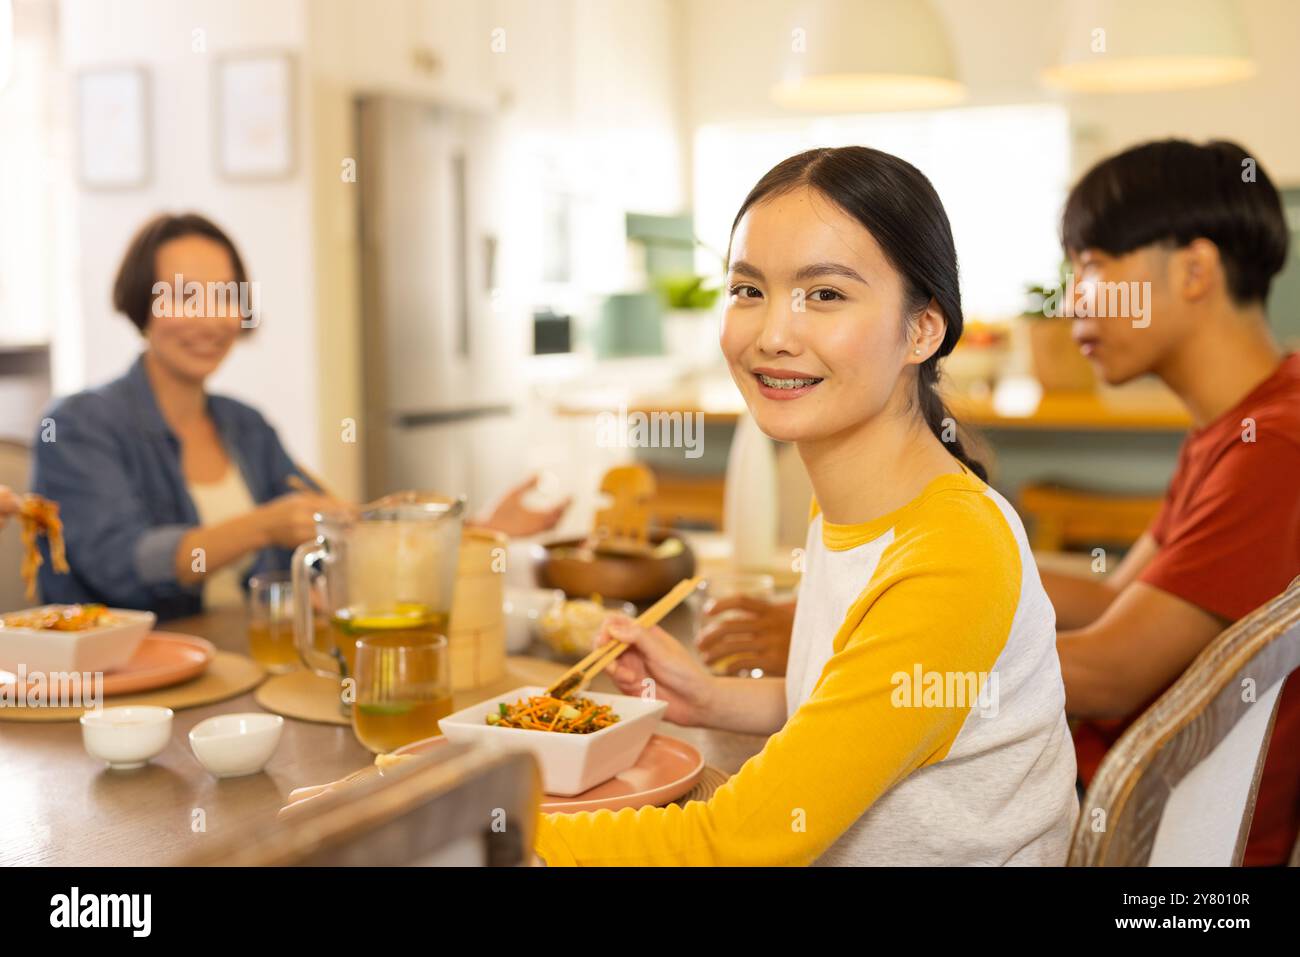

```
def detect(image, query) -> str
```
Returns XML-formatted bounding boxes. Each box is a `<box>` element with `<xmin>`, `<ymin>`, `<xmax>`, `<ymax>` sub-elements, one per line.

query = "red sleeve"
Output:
<box><xmin>1139</xmin><ymin>437</ymin><xmax>1300</xmax><ymax>621</ymax></box>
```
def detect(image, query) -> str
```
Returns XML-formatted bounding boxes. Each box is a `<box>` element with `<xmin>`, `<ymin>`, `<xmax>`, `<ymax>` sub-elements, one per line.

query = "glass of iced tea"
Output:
<box><xmin>351</xmin><ymin>630</ymin><xmax>452</xmax><ymax>754</ymax></box>
<box><xmin>247</xmin><ymin>572</ymin><xmax>300</xmax><ymax>674</ymax></box>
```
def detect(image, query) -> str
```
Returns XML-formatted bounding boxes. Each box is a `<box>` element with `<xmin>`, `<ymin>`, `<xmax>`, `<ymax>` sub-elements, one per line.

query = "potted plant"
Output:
<box><xmin>1019</xmin><ymin>263</ymin><xmax>1096</xmax><ymax>393</ymax></box>
<box><xmin>655</xmin><ymin>274</ymin><xmax>723</xmax><ymax>365</ymax></box>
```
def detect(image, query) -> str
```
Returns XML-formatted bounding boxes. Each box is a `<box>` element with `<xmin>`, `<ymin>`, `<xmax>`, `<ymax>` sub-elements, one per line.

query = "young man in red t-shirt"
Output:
<box><xmin>1045</xmin><ymin>139</ymin><xmax>1300</xmax><ymax>865</ymax></box>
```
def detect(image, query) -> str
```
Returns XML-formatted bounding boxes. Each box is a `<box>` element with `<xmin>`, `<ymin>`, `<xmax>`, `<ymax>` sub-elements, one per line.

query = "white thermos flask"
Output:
<box><xmin>723</xmin><ymin>411</ymin><xmax>778</xmax><ymax>570</ymax></box>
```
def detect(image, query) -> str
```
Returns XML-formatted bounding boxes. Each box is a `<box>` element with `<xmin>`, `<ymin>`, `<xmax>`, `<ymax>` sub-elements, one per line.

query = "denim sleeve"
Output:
<box><xmin>247</xmin><ymin>409</ymin><xmax>306</xmax><ymax>500</ymax></box>
<box><xmin>267</xmin><ymin>432</ymin><xmax>303</xmax><ymax>498</ymax></box>
<box><xmin>31</xmin><ymin>404</ymin><xmax>200</xmax><ymax>610</ymax></box>
<box><xmin>230</xmin><ymin>410</ymin><xmax>306</xmax><ymax>587</ymax></box>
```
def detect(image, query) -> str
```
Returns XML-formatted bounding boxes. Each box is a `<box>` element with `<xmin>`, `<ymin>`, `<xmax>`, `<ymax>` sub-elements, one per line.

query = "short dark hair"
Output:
<box><xmin>112</xmin><ymin>212</ymin><xmax>249</xmax><ymax>332</ymax></box>
<box><xmin>1061</xmin><ymin>139</ymin><xmax>1289</xmax><ymax>305</ymax></box>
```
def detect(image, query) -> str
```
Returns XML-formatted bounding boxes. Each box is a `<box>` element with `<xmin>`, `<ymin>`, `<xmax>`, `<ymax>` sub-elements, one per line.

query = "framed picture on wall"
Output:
<box><xmin>77</xmin><ymin>67</ymin><xmax>150</xmax><ymax>189</ymax></box>
<box><xmin>214</xmin><ymin>52</ymin><xmax>296</xmax><ymax>181</ymax></box>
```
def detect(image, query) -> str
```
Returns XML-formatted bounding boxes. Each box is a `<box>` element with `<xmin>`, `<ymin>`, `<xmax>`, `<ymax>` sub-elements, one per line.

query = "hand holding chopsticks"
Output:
<box><xmin>544</xmin><ymin>576</ymin><xmax>701</xmax><ymax>700</ymax></box>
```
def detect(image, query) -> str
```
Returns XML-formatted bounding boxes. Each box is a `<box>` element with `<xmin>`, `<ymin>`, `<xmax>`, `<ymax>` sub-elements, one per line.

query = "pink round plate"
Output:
<box><xmin>395</xmin><ymin>733</ymin><xmax>706</xmax><ymax>813</ymax></box>
<box><xmin>0</xmin><ymin>631</ymin><xmax>213</xmax><ymax>696</ymax></box>
<box><xmin>96</xmin><ymin>632</ymin><xmax>215</xmax><ymax>695</ymax></box>
<box><xmin>0</xmin><ymin>632</ymin><xmax>216</xmax><ymax>697</ymax></box>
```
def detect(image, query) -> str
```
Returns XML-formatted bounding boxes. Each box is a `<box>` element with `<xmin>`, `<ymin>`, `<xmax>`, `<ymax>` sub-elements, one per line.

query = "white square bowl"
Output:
<box><xmin>0</xmin><ymin>607</ymin><xmax>156</xmax><ymax>674</ymax></box>
<box><xmin>438</xmin><ymin>685</ymin><xmax>667</xmax><ymax>796</ymax></box>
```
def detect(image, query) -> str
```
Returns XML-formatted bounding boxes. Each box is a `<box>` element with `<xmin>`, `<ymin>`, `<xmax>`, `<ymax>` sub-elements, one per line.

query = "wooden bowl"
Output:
<box><xmin>534</xmin><ymin>530</ymin><xmax>696</xmax><ymax>604</ymax></box>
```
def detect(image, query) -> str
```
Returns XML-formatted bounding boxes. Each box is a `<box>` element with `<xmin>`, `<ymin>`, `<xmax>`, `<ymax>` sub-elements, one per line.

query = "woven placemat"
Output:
<box><xmin>672</xmin><ymin>764</ymin><xmax>727</xmax><ymax>806</ymax></box>
<box><xmin>0</xmin><ymin>651</ymin><xmax>265</xmax><ymax>723</ymax></box>
<box><xmin>255</xmin><ymin>669</ymin><xmax>350</xmax><ymax>725</ymax></box>
<box><xmin>255</xmin><ymin>656</ymin><xmax>573</xmax><ymax>727</ymax></box>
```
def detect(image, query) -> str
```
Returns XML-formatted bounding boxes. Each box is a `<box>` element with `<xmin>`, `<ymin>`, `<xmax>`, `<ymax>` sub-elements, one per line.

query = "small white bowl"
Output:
<box><xmin>189</xmin><ymin>712</ymin><xmax>284</xmax><ymax>778</ymax></box>
<box><xmin>439</xmin><ymin>686</ymin><xmax>667</xmax><ymax>795</ymax></box>
<box><xmin>502</xmin><ymin>587</ymin><xmax>564</xmax><ymax>653</ymax></box>
<box><xmin>80</xmin><ymin>706</ymin><xmax>174</xmax><ymax>770</ymax></box>
<box><xmin>0</xmin><ymin>606</ymin><xmax>155</xmax><ymax>674</ymax></box>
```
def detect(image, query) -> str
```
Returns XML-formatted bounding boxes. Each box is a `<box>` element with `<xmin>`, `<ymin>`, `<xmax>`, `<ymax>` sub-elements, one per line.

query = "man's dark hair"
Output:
<box><xmin>1061</xmin><ymin>139</ymin><xmax>1289</xmax><ymax>305</ymax></box>
<box><xmin>112</xmin><ymin>212</ymin><xmax>249</xmax><ymax>332</ymax></box>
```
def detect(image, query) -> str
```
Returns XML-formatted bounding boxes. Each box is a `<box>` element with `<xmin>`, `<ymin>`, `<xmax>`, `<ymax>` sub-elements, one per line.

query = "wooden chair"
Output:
<box><xmin>1020</xmin><ymin>482</ymin><xmax>1163</xmax><ymax>552</ymax></box>
<box><xmin>1068</xmin><ymin>576</ymin><xmax>1300</xmax><ymax>866</ymax></box>
<box><xmin>188</xmin><ymin>741</ymin><xmax>540</xmax><ymax>866</ymax></box>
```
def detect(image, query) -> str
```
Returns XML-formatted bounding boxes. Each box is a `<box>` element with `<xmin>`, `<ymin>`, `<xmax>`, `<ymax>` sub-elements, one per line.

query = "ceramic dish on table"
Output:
<box><xmin>401</xmin><ymin>732</ymin><xmax>705</xmax><ymax>813</ymax></box>
<box><xmin>534</xmin><ymin>594</ymin><xmax>636</xmax><ymax>661</ymax></box>
<box><xmin>189</xmin><ymin>712</ymin><xmax>284</xmax><ymax>777</ymax></box>
<box><xmin>0</xmin><ymin>605</ymin><xmax>155</xmax><ymax>674</ymax></box>
<box><xmin>281</xmin><ymin>732</ymin><xmax>706</xmax><ymax>817</ymax></box>
<box><xmin>535</xmin><ymin>530</ymin><xmax>695</xmax><ymax>603</ymax></box>
<box><xmin>0</xmin><ymin>632</ymin><xmax>216</xmax><ymax>700</ymax></box>
<box><xmin>94</xmin><ymin>633</ymin><xmax>215</xmax><ymax>694</ymax></box>
<box><xmin>438</xmin><ymin>685</ymin><xmax>668</xmax><ymax>795</ymax></box>
<box><xmin>80</xmin><ymin>705</ymin><xmax>173</xmax><ymax>770</ymax></box>
<box><xmin>502</xmin><ymin>587</ymin><xmax>564</xmax><ymax>654</ymax></box>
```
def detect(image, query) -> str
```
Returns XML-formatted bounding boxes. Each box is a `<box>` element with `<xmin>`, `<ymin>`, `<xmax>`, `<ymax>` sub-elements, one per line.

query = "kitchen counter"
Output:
<box><xmin>554</xmin><ymin>375</ymin><xmax>1190</xmax><ymax>432</ymax></box>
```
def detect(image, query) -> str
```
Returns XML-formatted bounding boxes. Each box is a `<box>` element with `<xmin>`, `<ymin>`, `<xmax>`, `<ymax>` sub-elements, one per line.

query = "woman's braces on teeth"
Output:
<box><xmin>757</xmin><ymin>373</ymin><xmax>823</xmax><ymax>390</ymax></box>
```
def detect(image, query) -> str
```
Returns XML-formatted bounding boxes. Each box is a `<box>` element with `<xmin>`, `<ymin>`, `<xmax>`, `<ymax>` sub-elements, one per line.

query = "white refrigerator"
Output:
<box><xmin>357</xmin><ymin>96</ymin><xmax>527</xmax><ymax>513</ymax></box>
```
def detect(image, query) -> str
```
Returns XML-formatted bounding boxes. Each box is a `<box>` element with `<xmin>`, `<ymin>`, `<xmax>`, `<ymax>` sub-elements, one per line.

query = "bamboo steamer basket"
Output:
<box><xmin>447</xmin><ymin>527</ymin><xmax>507</xmax><ymax>691</ymax></box>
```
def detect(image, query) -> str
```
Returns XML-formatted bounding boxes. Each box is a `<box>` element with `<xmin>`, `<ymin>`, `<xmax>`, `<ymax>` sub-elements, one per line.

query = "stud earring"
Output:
<box><xmin>913</xmin><ymin>347</ymin><xmax>922</xmax><ymax>355</ymax></box>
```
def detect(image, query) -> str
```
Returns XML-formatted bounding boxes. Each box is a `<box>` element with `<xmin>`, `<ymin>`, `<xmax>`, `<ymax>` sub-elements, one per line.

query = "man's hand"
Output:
<box><xmin>696</xmin><ymin>595</ymin><xmax>795</xmax><ymax>677</ymax></box>
<box><xmin>475</xmin><ymin>475</ymin><xmax>570</xmax><ymax>538</ymax></box>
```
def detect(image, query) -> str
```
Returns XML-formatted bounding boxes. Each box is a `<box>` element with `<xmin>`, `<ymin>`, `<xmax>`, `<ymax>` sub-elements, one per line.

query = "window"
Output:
<box><xmin>693</xmin><ymin>104</ymin><xmax>1071</xmax><ymax>321</ymax></box>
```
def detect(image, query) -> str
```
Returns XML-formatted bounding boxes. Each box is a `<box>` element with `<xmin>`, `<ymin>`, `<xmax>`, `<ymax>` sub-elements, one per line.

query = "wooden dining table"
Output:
<box><xmin>0</xmin><ymin>605</ymin><xmax>767</xmax><ymax>866</ymax></box>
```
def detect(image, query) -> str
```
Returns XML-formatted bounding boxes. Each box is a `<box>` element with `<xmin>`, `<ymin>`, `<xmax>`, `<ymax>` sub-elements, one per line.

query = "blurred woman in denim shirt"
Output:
<box><xmin>31</xmin><ymin>214</ymin><xmax>342</xmax><ymax>620</ymax></box>
<box><xmin>31</xmin><ymin>213</ymin><xmax>565</xmax><ymax>621</ymax></box>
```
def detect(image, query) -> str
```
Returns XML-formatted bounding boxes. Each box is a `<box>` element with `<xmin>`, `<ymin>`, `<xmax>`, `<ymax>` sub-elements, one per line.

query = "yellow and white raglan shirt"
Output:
<box><xmin>535</xmin><ymin>468</ymin><xmax>1079</xmax><ymax>866</ymax></box>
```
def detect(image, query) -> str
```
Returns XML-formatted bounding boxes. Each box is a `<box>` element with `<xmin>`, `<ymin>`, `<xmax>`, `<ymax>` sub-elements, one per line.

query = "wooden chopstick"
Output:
<box><xmin>544</xmin><ymin>576</ymin><xmax>701</xmax><ymax>698</ymax></box>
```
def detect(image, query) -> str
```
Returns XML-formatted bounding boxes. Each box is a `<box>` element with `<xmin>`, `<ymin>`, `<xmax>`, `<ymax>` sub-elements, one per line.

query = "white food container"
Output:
<box><xmin>0</xmin><ymin>607</ymin><xmax>155</xmax><ymax>674</ymax></box>
<box><xmin>438</xmin><ymin>685</ymin><xmax>667</xmax><ymax>795</ymax></box>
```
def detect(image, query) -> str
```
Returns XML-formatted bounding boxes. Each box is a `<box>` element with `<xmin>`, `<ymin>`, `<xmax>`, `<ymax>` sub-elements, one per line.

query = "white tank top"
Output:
<box><xmin>187</xmin><ymin>466</ymin><xmax>258</xmax><ymax>608</ymax></box>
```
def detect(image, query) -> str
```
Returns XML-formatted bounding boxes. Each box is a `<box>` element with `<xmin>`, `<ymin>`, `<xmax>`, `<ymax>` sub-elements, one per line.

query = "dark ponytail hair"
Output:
<box><xmin>728</xmin><ymin>146</ymin><xmax>986</xmax><ymax>482</ymax></box>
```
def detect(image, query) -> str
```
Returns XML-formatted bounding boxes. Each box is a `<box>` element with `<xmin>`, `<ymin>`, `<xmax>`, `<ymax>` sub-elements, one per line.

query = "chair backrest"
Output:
<box><xmin>1069</xmin><ymin>577</ymin><xmax>1300</xmax><ymax>866</ymax></box>
<box><xmin>186</xmin><ymin>741</ymin><xmax>540</xmax><ymax>866</ymax></box>
<box><xmin>0</xmin><ymin>440</ymin><xmax>32</xmax><ymax>613</ymax></box>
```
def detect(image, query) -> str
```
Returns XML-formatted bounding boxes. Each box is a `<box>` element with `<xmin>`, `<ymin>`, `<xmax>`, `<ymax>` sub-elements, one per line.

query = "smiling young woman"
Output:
<box><xmin>534</xmin><ymin>147</ymin><xmax>1079</xmax><ymax>867</ymax></box>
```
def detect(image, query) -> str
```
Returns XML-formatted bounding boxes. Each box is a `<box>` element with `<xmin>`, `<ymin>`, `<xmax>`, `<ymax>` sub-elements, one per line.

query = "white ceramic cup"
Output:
<box><xmin>80</xmin><ymin>706</ymin><xmax>174</xmax><ymax>770</ymax></box>
<box><xmin>188</xmin><ymin>712</ymin><xmax>284</xmax><ymax>778</ymax></box>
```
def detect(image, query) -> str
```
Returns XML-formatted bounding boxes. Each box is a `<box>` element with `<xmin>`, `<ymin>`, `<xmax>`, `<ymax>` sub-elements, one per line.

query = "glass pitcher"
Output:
<box><xmin>291</xmin><ymin>492</ymin><xmax>465</xmax><ymax>693</ymax></box>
